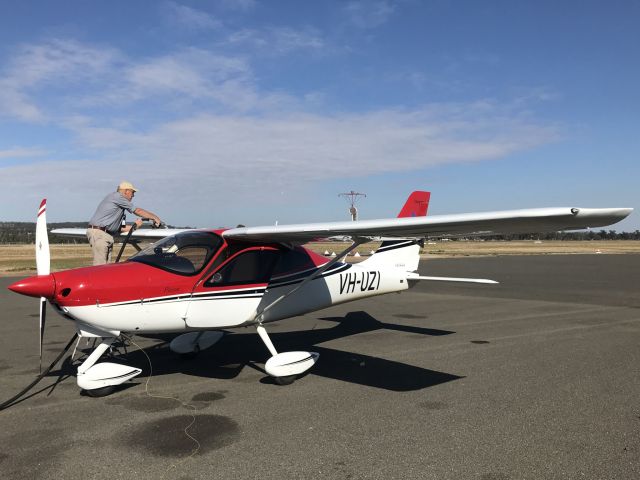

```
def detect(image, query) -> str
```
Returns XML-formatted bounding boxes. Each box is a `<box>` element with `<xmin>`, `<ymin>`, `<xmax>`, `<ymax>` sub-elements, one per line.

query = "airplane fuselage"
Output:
<box><xmin>43</xmin><ymin>232</ymin><xmax>409</xmax><ymax>336</ymax></box>
<box><xmin>53</xmin><ymin>261</ymin><xmax>408</xmax><ymax>335</ymax></box>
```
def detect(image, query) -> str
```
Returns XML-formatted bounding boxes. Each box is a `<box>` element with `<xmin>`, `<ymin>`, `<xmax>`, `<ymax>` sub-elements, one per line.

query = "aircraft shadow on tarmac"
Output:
<box><xmin>51</xmin><ymin>311</ymin><xmax>462</xmax><ymax>393</ymax></box>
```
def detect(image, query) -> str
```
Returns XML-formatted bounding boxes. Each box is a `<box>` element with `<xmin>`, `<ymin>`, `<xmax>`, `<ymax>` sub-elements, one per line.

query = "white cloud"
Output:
<box><xmin>226</xmin><ymin>26</ymin><xmax>325</xmax><ymax>55</ymax></box>
<box><xmin>0</xmin><ymin>83</ymin><xmax>45</xmax><ymax>122</ymax></box>
<box><xmin>0</xmin><ymin>39</ymin><xmax>287</xmax><ymax>117</ymax></box>
<box><xmin>343</xmin><ymin>1</ymin><xmax>396</xmax><ymax>29</ymax></box>
<box><xmin>126</xmin><ymin>49</ymin><xmax>249</xmax><ymax>96</ymax></box>
<box><xmin>0</xmin><ymin>39</ymin><xmax>120</xmax><ymax>122</ymax></box>
<box><xmin>0</xmin><ymin>147</ymin><xmax>48</xmax><ymax>160</ymax></box>
<box><xmin>62</xmin><ymin>116</ymin><xmax>152</xmax><ymax>152</ymax></box>
<box><xmin>0</xmin><ymin>38</ymin><xmax>560</xmax><ymax>225</ymax></box>
<box><xmin>94</xmin><ymin>48</ymin><xmax>294</xmax><ymax>113</ymax></box>
<box><xmin>161</xmin><ymin>1</ymin><xmax>222</xmax><ymax>30</ymax></box>
<box><xmin>3</xmin><ymin>39</ymin><xmax>118</xmax><ymax>87</ymax></box>
<box><xmin>0</xmin><ymin>103</ymin><xmax>558</xmax><ymax>224</ymax></box>
<box><xmin>219</xmin><ymin>0</ymin><xmax>257</xmax><ymax>11</ymax></box>
<box><xmin>110</xmin><ymin>48</ymin><xmax>329</xmax><ymax>114</ymax></box>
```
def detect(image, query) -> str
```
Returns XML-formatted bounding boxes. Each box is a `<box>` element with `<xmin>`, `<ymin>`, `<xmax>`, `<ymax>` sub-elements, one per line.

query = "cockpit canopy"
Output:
<box><xmin>128</xmin><ymin>231</ymin><xmax>223</xmax><ymax>275</ymax></box>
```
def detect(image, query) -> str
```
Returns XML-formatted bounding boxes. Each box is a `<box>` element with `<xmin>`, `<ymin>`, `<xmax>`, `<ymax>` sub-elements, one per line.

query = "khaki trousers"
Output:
<box><xmin>86</xmin><ymin>228</ymin><xmax>114</xmax><ymax>265</ymax></box>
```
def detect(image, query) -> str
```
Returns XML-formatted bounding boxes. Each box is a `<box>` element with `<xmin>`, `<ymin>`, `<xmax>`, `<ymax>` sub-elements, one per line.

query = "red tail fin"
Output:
<box><xmin>397</xmin><ymin>191</ymin><xmax>430</xmax><ymax>218</ymax></box>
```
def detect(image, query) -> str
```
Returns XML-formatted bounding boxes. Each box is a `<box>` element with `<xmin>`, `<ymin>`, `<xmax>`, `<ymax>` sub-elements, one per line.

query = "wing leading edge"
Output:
<box><xmin>223</xmin><ymin>207</ymin><xmax>633</xmax><ymax>243</ymax></box>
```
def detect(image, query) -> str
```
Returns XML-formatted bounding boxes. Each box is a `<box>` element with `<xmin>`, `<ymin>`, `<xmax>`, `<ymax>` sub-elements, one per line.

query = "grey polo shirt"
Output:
<box><xmin>88</xmin><ymin>192</ymin><xmax>136</xmax><ymax>235</ymax></box>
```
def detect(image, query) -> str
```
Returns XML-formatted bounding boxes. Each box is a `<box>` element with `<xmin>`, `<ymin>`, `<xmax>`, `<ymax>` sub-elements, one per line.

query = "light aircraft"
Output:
<box><xmin>7</xmin><ymin>193</ymin><xmax>632</xmax><ymax>396</ymax></box>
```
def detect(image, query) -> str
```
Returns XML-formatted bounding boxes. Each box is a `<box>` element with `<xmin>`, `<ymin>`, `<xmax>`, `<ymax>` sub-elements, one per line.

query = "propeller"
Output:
<box><xmin>35</xmin><ymin>199</ymin><xmax>50</xmax><ymax>372</ymax></box>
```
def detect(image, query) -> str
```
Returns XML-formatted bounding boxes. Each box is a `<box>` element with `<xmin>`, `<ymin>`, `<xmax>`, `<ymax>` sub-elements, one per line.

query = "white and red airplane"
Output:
<box><xmin>7</xmin><ymin>192</ymin><xmax>632</xmax><ymax>396</ymax></box>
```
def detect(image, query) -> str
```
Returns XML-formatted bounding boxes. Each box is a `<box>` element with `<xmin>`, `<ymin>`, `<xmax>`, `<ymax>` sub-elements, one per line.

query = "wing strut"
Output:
<box><xmin>254</xmin><ymin>238</ymin><xmax>368</xmax><ymax>323</ymax></box>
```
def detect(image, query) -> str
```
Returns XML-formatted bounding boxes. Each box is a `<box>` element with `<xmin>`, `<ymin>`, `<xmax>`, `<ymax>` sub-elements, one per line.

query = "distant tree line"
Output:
<box><xmin>471</xmin><ymin>230</ymin><xmax>640</xmax><ymax>241</ymax></box>
<box><xmin>1</xmin><ymin>222</ymin><xmax>639</xmax><ymax>244</ymax></box>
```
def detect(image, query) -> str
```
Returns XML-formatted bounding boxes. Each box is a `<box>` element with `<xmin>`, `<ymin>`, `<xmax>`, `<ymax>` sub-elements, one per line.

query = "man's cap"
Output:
<box><xmin>118</xmin><ymin>181</ymin><xmax>138</xmax><ymax>192</ymax></box>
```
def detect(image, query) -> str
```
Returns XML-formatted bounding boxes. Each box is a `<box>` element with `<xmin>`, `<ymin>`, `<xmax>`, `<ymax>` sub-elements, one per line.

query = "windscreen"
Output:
<box><xmin>128</xmin><ymin>231</ymin><xmax>223</xmax><ymax>275</ymax></box>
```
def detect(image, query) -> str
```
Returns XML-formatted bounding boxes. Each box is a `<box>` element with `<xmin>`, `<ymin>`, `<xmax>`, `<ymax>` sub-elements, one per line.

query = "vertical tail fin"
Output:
<box><xmin>397</xmin><ymin>191</ymin><xmax>430</xmax><ymax>218</ymax></box>
<box><xmin>363</xmin><ymin>191</ymin><xmax>430</xmax><ymax>271</ymax></box>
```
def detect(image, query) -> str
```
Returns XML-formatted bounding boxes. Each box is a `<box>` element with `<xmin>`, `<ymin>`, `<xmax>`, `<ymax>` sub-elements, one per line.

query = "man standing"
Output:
<box><xmin>86</xmin><ymin>181</ymin><xmax>163</xmax><ymax>265</ymax></box>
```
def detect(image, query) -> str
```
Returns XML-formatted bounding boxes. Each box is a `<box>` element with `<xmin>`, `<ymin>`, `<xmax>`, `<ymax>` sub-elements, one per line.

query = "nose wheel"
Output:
<box><xmin>274</xmin><ymin>375</ymin><xmax>297</xmax><ymax>386</ymax></box>
<box><xmin>84</xmin><ymin>385</ymin><xmax>117</xmax><ymax>397</ymax></box>
<box><xmin>76</xmin><ymin>336</ymin><xmax>142</xmax><ymax>396</ymax></box>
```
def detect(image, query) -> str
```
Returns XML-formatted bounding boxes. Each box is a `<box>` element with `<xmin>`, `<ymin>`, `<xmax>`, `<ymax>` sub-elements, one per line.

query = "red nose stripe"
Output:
<box><xmin>8</xmin><ymin>274</ymin><xmax>56</xmax><ymax>299</ymax></box>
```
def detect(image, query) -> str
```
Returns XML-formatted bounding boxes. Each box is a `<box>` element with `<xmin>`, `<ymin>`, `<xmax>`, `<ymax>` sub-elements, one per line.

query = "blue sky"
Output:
<box><xmin>0</xmin><ymin>0</ymin><xmax>638</xmax><ymax>231</ymax></box>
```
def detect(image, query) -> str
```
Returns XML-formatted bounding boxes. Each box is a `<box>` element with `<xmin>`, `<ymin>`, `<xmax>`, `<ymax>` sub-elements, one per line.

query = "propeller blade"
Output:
<box><xmin>39</xmin><ymin>297</ymin><xmax>47</xmax><ymax>372</ymax></box>
<box><xmin>36</xmin><ymin>199</ymin><xmax>50</xmax><ymax>276</ymax></box>
<box><xmin>35</xmin><ymin>199</ymin><xmax>50</xmax><ymax>372</ymax></box>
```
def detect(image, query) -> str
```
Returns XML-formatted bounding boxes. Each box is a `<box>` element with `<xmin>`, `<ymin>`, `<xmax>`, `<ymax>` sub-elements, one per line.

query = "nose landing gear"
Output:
<box><xmin>76</xmin><ymin>337</ymin><xmax>142</xmax><ymax>397</ymax></box>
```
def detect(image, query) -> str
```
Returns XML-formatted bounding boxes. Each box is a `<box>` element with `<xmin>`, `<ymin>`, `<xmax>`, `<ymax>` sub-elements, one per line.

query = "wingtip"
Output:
<box><xmin>574</xmin><ymin>207</ymin><xmax>634</xmax><ymax>221</ymax></box>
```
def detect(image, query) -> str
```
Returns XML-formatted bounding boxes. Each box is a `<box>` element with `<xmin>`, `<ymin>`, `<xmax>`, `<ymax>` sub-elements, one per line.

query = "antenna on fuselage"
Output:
<box><xmin>338</xmin><ymin>190</ymin><xmax>367</xmax><ymax>221</ymax></box>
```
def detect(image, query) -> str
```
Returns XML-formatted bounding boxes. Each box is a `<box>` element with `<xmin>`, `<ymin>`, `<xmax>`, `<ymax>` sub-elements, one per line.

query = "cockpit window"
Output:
<box><xmin>204</xmin><ymin>249</ymin><xmax>280</xmax><ymax>287</ymax></box>
<box><xmin>128</xmin><ymin>231</ymin><xmax>223</xmax><ymax>275</ymax></box>
<box><xmin>271</xmin><ymin>247</ymin><xmax>319</xmax><ymax>279</ymax></box>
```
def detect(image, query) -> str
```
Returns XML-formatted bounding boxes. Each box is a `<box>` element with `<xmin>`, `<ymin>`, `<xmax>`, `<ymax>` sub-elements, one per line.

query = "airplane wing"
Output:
<box><xmin>50</xmin><ymin>227</ymin><xmax>194</xmax><ymax>240</ymax></box>
<box><xmin>223</xmin><ymin>207</ymin><xmax>633</xmax><ymax>243</ymax></box>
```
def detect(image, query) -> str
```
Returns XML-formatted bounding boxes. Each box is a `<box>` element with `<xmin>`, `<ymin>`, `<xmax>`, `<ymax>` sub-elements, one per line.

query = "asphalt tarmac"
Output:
<box><xmin>0</xmin><ymin>255</ymin><xmax>638</xmax><ymax>480</ymax></box>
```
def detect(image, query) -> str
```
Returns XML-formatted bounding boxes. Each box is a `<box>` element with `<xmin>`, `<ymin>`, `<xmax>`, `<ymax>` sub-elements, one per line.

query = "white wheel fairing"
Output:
<box><xmin>265</xmin><ymin>351</ymin><xmax>320</xmax><ymax>378</ymax></box>
<box><xmin>77</xmin><ymin>362</ymin><xmax>142</xmax><ymax>390</ymax></box>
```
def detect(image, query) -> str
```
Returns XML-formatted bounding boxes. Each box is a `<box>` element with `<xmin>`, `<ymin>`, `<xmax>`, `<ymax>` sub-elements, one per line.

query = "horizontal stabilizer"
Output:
<box><xmin>409</xmin><ymin>275</ymin><xmax>498</xmax><ymax>284</ymax></box>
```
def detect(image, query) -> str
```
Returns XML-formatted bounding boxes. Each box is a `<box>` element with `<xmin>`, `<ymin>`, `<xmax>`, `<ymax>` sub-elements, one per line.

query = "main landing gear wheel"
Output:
<box><xmin>256</xmin><ymin>325</ymin><xmax>319</xmax><ymax>385</ymax></box>
<box><xmin>274</xmin><ymin>375</ymin><xmax>297</xmax><ymax>386</ymax></box>
<box><xmin>84</xmin><ymin>385</ymin><xmax>116</xmax><ymax>397</ymax></box>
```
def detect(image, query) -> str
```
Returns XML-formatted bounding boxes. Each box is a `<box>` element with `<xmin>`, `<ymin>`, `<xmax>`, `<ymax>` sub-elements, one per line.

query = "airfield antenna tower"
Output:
<box><xmin>339</xmin><ymin>190</ymin><xmax>367</xmax><ymax>221</ymax></box>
